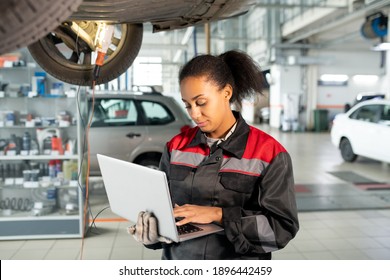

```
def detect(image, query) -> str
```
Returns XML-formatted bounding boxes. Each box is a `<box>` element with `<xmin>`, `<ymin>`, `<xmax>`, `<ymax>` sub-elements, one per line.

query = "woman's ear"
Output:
<box><xmin>223</xmin><ymin>84</ymin><xmax>233</xmax><ymax>100</ymax></box>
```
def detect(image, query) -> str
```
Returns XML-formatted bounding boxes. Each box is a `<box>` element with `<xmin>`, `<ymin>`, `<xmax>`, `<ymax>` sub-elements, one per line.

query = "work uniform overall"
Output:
<box><xmin>148</xmin><ymin>111</ymin><xmax>299</xmax><ymax>259</ymax></box>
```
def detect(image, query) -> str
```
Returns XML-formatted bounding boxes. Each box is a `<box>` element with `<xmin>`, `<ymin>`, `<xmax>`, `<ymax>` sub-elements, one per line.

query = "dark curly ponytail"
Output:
<box><xmin>179</xmin><ymin>50</ymin><xmax>265</xmax><ymax>109</ymax></box>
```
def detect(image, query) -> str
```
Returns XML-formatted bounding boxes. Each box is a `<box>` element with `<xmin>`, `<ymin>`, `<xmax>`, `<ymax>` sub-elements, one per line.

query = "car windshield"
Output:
<box><xmin>353</xmin><ymin>93</ymin><xmax>385</xmax><ymax>105</ymax></box>
<box><xmin>349</xmin><ymin>104</ymin><xmax>390</xmax><ymax>125</ymax></box>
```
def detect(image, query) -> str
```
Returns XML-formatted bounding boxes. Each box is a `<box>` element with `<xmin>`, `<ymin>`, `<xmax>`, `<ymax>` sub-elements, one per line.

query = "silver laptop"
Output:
<box><xmin>97</xmin><ymin>154</ymin><xmax>223</xmax><ymax>242</ymax></box>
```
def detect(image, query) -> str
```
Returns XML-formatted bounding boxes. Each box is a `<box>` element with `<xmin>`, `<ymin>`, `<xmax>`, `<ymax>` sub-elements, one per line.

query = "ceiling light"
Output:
<box><xmin>319</xmin><ymin>74</ymin><xmax>349</xmax><ymax>82</ymax></box>
<box><xmin>371</xmin><ymin>42</ymin><xmax>390</xmax><ymax>51</ymax></box>
<box><xmin>352</xmin><ymin>75</ymin><xmax>379</xmax><ymax>83</ymax></box>
<box><xmin>318</xmin><ymin>74</ymin><xmax>349</xmax><ymax>86</ymax></box>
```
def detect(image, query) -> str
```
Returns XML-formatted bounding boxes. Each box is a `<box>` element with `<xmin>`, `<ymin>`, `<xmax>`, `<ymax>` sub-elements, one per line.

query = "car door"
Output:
<box><xmin>376</xmin><ymin>104</ymin><xmax>390</xmax><ymax>162</ymax></box>
<box><xmin>348</xmin><ymin>104</ymin><xmax>382</xmax><ymax>160</ymax></box>
<box><xmin>138</xmin><ymin>99</ymin><xmax>178</xmax><ymax>142</ymax></box>
<box><xmin>88</xmin><ymin>98</ymin><xmax>147</xmax><ymax>175</ymax></box>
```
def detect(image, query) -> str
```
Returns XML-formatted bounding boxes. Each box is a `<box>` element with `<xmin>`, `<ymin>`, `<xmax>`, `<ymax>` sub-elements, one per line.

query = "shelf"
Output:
<box><xmin>0</xmin><ymin>217</ymin><xmax>83</xmax><ymax>239</ymax></box>
<box><xmin>0</xmin><ymin>95</ymin><xmax>74</xmax><ymax>99</ymax></box>
<box><xmin>0</xmin><ymin>78</ymin><xmax>87</xmax><ymax>240</ymax></box>
<box><xmin>0</xmin><ymin>155</ymin><xmax>79</xmax><ymax>160</ymax></box>
<box><xmin>0</xmin><ymin>214</ymin><xmax>80</xmax><ymax>220</ymax></box>
<box><xmin>0</xmin><ymin>66</ymin><xmax>36</xmax><ymax>70</ymax></box>
<box><xmin>0</xmin><ymin>125</ymin><xmax>76</xmax><ymax>129</ymax></box>
<box><xmin>0</xmin><ymin>179</ymin><xmax>79</xmax><ymax>188</ymax></box>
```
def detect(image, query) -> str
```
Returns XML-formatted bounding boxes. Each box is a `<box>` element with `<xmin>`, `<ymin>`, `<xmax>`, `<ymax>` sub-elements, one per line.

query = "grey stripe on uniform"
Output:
<box><xmin>221</xmin><ymin>157</ymin><xmax>269</xmax><ymax>176</ymax></box>
<box><xmin>171</xmin><ymin>150</ymin><xmax>206</xmax><ymax>167</ymax></box>
<box><xmin>255</xmin><ymin>215</ymin><xmax>278</xmax><ymax>252</ymax></box>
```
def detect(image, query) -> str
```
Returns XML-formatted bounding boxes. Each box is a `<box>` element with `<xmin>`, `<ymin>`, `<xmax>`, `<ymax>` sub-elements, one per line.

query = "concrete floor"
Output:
<box><xmin>1</xmin><ymin>125</ymin><xmax>390</xmax><ymax>260</ymax></box>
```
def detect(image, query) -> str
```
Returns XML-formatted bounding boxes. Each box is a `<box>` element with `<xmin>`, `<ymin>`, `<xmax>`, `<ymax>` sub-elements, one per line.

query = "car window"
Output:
<box><xmin>140</xmin><ymin>100</ymin><xmax>174</xmax><ymax>125</ymax></box>
<box><xmin>349</xmin><ymin>105</ymin><xmax>381</xmax><ymax>123</ymax></box>
<box><xmin>89</xmin><ymin>98</ymin><xmax>138</xmax><ymax>127</ymax></box>
<box><xmin>379</xmin><ymin>104</ymin><xmax>390</xmax><ymax>125</ymax></box>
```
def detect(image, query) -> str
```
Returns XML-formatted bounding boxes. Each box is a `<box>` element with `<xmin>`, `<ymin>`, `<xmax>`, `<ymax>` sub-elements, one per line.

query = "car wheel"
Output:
<box><xmin>0</xmin><ymin>0</ymin><xmax>83</xmax><ymax>54</ymax></box>
<box><xmin>137</xmin><ymin>158</ymin><xmax>161</xmax><ymax>170</ymax></box>
<box><xmin>27</xmin><ymin>23</ymin><xmax>143</xmax><ymax>85</ymax></box>
<box><xmin>340</xmin><ymin>138</ymin><xmax>357</xmax><ymax>162</ymax></box>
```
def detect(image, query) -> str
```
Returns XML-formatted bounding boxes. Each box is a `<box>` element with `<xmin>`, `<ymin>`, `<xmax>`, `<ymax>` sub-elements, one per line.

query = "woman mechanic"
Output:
<box><xmin>129</xmin><ymin>50</ymin><xmax>299</xmax><ymax>260</ymax></box>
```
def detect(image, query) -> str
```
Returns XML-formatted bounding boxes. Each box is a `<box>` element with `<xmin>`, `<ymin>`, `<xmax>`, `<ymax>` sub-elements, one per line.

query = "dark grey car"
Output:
<box><xmin>88</xmin><ymin>92</ymin><xmax>193</xmax><ymax>175</ymax></box>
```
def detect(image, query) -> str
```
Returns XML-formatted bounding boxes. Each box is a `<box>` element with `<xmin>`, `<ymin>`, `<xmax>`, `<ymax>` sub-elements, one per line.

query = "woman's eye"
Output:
<box><xmin>196</xmin><ymin>101</ymin><xmax>206</xmax><ymax>106</ymax></box>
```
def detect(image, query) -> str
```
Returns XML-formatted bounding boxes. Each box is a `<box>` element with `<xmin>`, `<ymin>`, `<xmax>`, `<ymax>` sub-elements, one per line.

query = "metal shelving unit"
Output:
<box><xmin>0</xmin><ymin>93</ymin><xmax>87</xmax><ymax>240</ymax></box>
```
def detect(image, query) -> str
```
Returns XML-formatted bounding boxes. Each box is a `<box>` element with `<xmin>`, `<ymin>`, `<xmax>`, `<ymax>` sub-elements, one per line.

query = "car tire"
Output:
<box><xmin>27</xmin><ymin>23</ymin><xmax>143</xmax><ymax>86</ymax></box>
<box><xmin>0</xmin><ymin>0</ymin><xmax>83</xmax><ymax>54</ymax></box>
<box><xmin>340</xmin><ymin>138</ymin><xmax>357</xmax><ymax>162</ymax></box>
<box><xmin>137</xmin><ymin>158</ymin><xmax>161</xmax><ymax>170</ymax></box>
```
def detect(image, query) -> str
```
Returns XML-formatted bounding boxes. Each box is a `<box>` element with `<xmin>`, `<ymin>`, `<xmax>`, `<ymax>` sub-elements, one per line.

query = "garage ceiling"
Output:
<box><xmin>139</xmin><ymin>0</ymin><xmax>389</xmax><ymax>61</ymax></box>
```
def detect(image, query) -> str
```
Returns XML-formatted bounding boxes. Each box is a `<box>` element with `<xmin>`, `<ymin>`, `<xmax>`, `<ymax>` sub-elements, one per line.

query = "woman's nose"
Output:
<box><xmin>189</xmin><ymin>106</ymin><xmax>201</xmax><ymax>120</ymax></box>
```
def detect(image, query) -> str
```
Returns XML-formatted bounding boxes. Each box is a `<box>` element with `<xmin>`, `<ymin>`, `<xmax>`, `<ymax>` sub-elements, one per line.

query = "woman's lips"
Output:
<box><xmin>196</xmin><ymin>121</ymin><xmax>207</xmax><ymax>128</ymax></box>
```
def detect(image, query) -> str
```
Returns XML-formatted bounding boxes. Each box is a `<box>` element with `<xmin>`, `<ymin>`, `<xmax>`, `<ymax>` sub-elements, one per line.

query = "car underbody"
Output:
<box><xmin>1</xmin><ymin>0</ymin><xmax>256</xmax><ymax>86</ymax></box>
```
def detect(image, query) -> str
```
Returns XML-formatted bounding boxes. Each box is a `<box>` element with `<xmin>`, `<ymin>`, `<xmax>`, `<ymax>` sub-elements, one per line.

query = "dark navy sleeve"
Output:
<box><xmin>159</xmin><ymin>144</ymin><xmax>171</xmax><ymax>176</ymax></box>
<box><xmin>222</xmin><ymin>152</ymin><xmax>299</xmax><ymax>255</ymax></box>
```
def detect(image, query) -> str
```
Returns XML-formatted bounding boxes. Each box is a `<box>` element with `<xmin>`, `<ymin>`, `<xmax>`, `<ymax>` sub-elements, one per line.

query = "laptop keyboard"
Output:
<box><xmin>177</xmin><ymin>223</ymin><xmax>203</xmax><ymax>235</ymax></box>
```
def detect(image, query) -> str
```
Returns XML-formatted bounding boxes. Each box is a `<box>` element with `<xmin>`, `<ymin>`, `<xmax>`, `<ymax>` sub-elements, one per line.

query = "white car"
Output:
<box><xmin>331</xmin><ymin>99</ymin><xmax>390</xmax><ymax>163</ymax></box>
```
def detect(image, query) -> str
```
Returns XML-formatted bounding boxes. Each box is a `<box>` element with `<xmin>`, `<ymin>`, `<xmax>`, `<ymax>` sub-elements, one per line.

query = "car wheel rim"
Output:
<box><xmin>38</xmin><ymin>22</ymin><xmax>128</xmax><ymax>70</ymax></box>
<box><xmin>341</xmin><ymin>139</ymin><xmax>354</xmax><ymax>160</ymax></box>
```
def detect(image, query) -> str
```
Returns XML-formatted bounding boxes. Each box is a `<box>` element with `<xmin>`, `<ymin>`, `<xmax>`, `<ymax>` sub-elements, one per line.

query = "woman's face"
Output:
<box><xmin>180</xmin><ymin>75</ymin><xmax>234</xmax><ymax>138</ymax></box>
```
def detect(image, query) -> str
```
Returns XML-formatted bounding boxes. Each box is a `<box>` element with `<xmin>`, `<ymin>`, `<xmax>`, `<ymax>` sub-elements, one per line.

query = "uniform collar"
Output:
<box><xmin>187</xmin><ymin>111</ymin><xmax>250</xmax><ymax>159</ymax></box>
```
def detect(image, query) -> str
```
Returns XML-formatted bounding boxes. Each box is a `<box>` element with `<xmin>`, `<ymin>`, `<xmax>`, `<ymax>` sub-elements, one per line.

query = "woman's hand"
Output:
<box><xmin>173</xmin><ymin>204</ymin><xmax>222</xmax><ymax>226</ymax></box>
<box><xmin>127</xmin><ymin>211</ymin><xmax>172</xmax><ymax>245</ymax></box>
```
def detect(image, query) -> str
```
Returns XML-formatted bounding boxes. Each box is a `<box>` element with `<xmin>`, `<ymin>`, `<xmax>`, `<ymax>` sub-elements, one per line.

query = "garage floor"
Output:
<box><xmin>1</xmin><ymin>125</ymin><xmax>390</xmax><ymax>260</ymax></box>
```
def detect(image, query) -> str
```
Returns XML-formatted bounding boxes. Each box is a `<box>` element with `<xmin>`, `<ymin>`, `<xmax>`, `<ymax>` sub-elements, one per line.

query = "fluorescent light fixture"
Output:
<box><xmin>319</xmin><ymin>74</ymin><xmax>349</xmax><ymax>82</ymax></box>
<box><xmin>371</xmin><ymin>42</ymin><xmax>390</xmax><ymax>51</ymax></box>
<box><xmin>181</xmin><ymin>26</ymin><xmax>195</xmax><ymax>45</ymax></box>
<box><xmin>287</xmin><ymin>56</ymin><xmax>296</xmax><ymax>65</ymax></box>
<box><xmin>265</xmin><ymin>72</ymin><xmax>273</xmax><ymax>85</ymax></box>
<box><xmin>173</xmin><ymin>26</ymin><xmax>195</xmax><ymax>63</ymax></box>
<box><xmin>173</xmin><ymin>49</ymin><xmax>183</xmax><ymax>62</ymax></box>
<box><xmin>352</xmin><ymin>75</ymin><xmax>379</xmax><ymax>83</ymax></box>
<box><xmin>318</xmin><ymin>74</ymin><xmax>349</xmax><ymax>86</ymax></box>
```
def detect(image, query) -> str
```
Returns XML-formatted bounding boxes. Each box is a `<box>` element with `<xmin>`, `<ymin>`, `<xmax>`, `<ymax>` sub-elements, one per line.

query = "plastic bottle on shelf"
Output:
<box><xmin>15</xmin><ymin>163</ymin><xmax>23</xmax><ymax>178</ymax></box>
<box><xmin>0</xmin><ymin>163</ymin><xmax>4</xmax><ymax>182</ymax></box>
<box><xmin>10</xmin><ymin>163</ymin><xmax>16</xmax><ymax>178</ymax></box>
<box><xmin>22</xmin><ymin>131</ymin><xmax>31</xmax><ymax>152</ymax></box>
<box><xmin>48</xmin><ymin>160</ymin><xmax>56</xmax><ymax>179</ymax></box>
<box><xmin>4</xmin><ymin>164</ymin><xmax>10</xmax><ymax>179</ymax></box>
<box><xmin>6</xmin><ymin>134</ymin><xmax>18</xmax><ymax>155</ymax></box>
<box><xmin>15</xmin><ymin>135</ymin><xmax>22</xmax><ymax>154</ymax></box>
<box><xmin>55</xmin><ymin>160</ymin><xmax>61</xmax><ymax>174</ymax></box>
<box><xmin>32</xmin><ymin>72</ymin><xmax>47</xmax><ymax>95</ymax></box>
<box><xmin>51</xmin><ymin>135</ymin><xmax>64</xmax><ymax>155</ymax></box>
<box><xmin>51</xmin><ymin>82</ymin><xmax>64</xmax><ymax>96</ymax></box>
<box><xmin>63</xmin><ymin>160</ymin><xmax>70</xmax><ymax>181</ymax></box>
<box><xmin>5</xmin><ymin>111</ymin><xmax>15</xmax><ymax>126</ymax></box>
<box><xmin>42</xmin><ymin>137</ymin><xmax>52</xmax><ymax>155</ymax></box>
<box><xmin>40</xmin><ymin>162</ymin><xmax>50</xmax><ymax>177</ymax></box>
